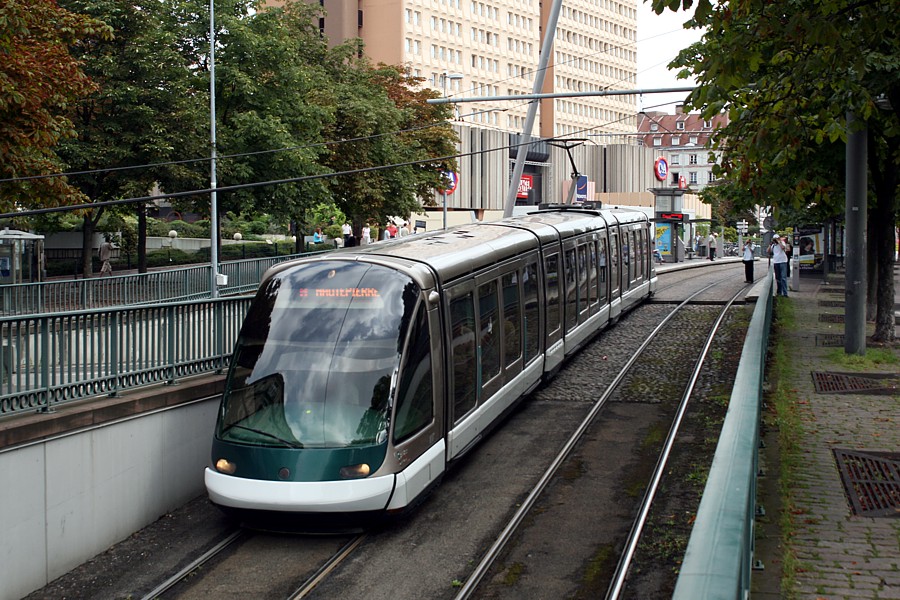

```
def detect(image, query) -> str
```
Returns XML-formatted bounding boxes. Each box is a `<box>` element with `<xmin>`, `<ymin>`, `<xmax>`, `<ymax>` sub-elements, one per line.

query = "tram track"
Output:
<box><xmin>452</xmin><ymin>278</ymin><xmax>753</xmax><ymax>599</ymax></box>
<box><xmin>23</xmin><ymin>263</ymin><xmax>757</xmax><ymax>600</ymax></box>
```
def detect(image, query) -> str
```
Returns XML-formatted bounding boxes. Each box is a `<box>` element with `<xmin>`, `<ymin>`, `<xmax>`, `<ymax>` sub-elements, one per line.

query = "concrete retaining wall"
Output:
<box><xmin>0</xmin><ymin>399</ymin><xmax>218</xmax><ymax>600</ymax></box>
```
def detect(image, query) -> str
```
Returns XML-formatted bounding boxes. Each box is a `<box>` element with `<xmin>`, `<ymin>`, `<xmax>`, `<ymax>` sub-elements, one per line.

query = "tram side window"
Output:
<box><xmin>622</xmin><ymin>236</ymin><xmax>631</xmax><ymax>288</ymax></box>
<box><xmin>545</xmin><ymin>254</ymin><xmax>560</xmax><ymax>334</ymax></box>
<box><xmin>393</xmin><ymin>304</ymin><xmax>434</xmax><ymax>443</ymax></box>
<box><xmin>523</xmin><ymin>262</ymin><xmax>540</xmax><ymax>362</ymax></box>
<box><xmin>577</xmin><ymin>244</ymin><xmax>589</xmax><ymax>316</ymax></box>
<box><xmin>564</xmin><ymin>248</ymin><xmax>577</xmax><ymax>332</ymax></box>
<box><xmin>636</xmin><ymin>230</ymin><xmax>645</xmax><ymax>280</ymax></box>
<box><xmin>450</xmin><ymin>294</ymin><xmax>477</xmax><ymax>421</ymax></box>
<box><xmin>598</xmin><ymin>238</ymin><xmax>608</xmax><ymax>302</ymax></box>
<box><xmin>631</xmin><ymin>231</ymin><xmax>640</xmax><ymax>282</ymax></box>
<box><xmin>501</xmin><ymin>272</ymin><xmax>522</xmax><ymax>367</ymax></box>
<box><xmin>478</xmin><ymin>280</ymin><xmax>501</xmax><ymax>384</ymax></box>
<box><xmin>639</xmin><ymin>229</ymin><xmax>647</xmax><ymax>279</ymax></box>
<box><xmin>608</xmin><ymin>234</ymin><xmax>620</xmax><ymax>295</ymax></box>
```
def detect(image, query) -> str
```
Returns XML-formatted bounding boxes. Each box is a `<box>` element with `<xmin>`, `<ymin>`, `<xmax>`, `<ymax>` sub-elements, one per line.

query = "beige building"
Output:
<box><xmin>283</xmin><ymin>0</ymin><xmax>661</xmax><ymax>216</ymax></box>
<box><xmin>316</xmin><ymin>0</ymin><xmax>638</xmax><ymax>140</ymax></box>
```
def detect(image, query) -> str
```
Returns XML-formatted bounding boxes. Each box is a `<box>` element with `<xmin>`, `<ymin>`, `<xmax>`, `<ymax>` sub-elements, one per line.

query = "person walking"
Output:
<box><xmin>99</xmin><ymin>237</ymin><xmax>115</xmax><ymax>276</ymax></box>
<box><xmin>742</xmin><ymin>239</ymin><xmax>755</xmax><ymax>283</ymax></box>
<box><xmin>708</xmin><ymin>232</ymin><xmax>717</xmax><ymax>260</ymax></box>
<box><xmin>770</xmin><ymin>234</ymin><xmax>789</xmax><ymax>296</ymax></box>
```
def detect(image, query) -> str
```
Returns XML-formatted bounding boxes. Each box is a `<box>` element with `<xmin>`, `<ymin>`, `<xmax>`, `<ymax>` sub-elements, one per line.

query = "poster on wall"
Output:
<box><xmin>794</xmin><ymin>226</ymin><xmax>824</xmax><ymax>271</ymax></box>
<box><xmin>656</xmin><ymin>223</ymin><xmax>672</xmax><ymax>256</ymax></box>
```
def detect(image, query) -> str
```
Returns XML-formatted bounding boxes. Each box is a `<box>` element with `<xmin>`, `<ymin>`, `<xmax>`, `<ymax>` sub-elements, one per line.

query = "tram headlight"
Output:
<box><xmin>215</xmin><ymin>458</ymin><xmax>237</xmax><ymax>475</ymax></box>
<box><xmin>339</xmin><ymin>463</ymin><xmax>371</xmax><ymax>479</ymax></box>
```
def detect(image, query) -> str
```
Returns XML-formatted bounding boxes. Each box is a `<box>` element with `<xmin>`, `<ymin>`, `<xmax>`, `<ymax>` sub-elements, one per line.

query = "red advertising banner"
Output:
<box><xmin>517</xmin><ymin>174</ymin><xmax>533</xmax><ymax>199</ymax></box>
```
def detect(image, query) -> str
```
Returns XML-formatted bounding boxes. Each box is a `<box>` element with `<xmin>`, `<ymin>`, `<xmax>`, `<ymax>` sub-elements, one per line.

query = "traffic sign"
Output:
<box><xmin>439</xmin><ymin>171</ymin><xmax>458</xmax><ymax>195</ymax></box>
<box><xmin>654</xmin><ymin>157</ymin><xmax>668</xmax><ymax>182</ymax></box>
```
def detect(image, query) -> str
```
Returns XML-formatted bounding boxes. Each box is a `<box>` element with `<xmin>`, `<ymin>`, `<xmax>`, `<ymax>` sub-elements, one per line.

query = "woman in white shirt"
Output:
<box><xmin>770</xmin><ymin>234</ymin><xmax>789</xmax><ymax>296</ymax></box>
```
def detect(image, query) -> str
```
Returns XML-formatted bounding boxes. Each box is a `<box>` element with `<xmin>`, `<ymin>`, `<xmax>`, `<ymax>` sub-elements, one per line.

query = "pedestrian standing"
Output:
<box><xmin>341</xmin><ymin>222</ymin><xmax>352</xmax><ymax>247</ymax></box>
<box><xmin>770</xmin><ymin>234</ymin><xmax>789</xmax><ymax>296</ymax></box>
<box><xmin>742</xmin><ymin>240</ymin><xmax>755</xmax><ymax>283</ymax></box>
<box><xmin>361</xmin><ymin>225</ymin><xmax>371</xmax><ymax>245</ymax></box>
<box><xmin>708</xmin><ymin>232</ymin><xmax>717</xmax><ymax>260</ymax></box>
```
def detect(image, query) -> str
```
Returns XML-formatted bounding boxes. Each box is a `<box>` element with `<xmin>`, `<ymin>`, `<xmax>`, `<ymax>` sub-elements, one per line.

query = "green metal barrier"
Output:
<box><xmin>671</xmin><ymin>267</ymin><xmax>774</xmax><ymax>599</ymax></box>
<box><xmin>0</xmin><ymin>252</ymin><xmax>317</xmax><ymax>316</ymax></box>
<box><xmin>0</xmin><ymin>296</ymin><xmax>252</xmax><ymax>415</ymax></box>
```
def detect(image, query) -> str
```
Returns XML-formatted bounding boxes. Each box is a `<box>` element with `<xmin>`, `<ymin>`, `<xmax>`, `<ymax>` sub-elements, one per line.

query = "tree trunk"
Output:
<box><xmin>871</xmin><ymin>189</ymin><xmax>896</xmax><ymax>343</ymax></box>
<box><xmin>81</xmin><ymin>215</ymin><xmax>95</xmax><ymax>278</ymax></box>
<box><xmin>867</xmin><ymin>120</ymin><xmax>897</xmax><ymax>343</ymax></box>
<box><xmin>138</xmin><ymin>204</ymin><xmax>148</xmax><ymax>273</ymax></box>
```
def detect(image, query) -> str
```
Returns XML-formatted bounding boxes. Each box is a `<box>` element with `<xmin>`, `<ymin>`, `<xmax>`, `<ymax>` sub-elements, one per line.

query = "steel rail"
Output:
<box><xmin>604</xmin><ymin>283</ymin><xmax>751</xmax><ymax>600</ymax></box>
<box><xmin>288</xmin><ymin>534</ymin><xmax>367</xmax><ymax>599</ymax></box>
<box><xmin>453</xmin><ymin>279</ymin><xmax>723</xmax><ymax>600</ymax></box>
<box><xmin>139</xmin><ymin>528</ymin><xmax>246</xmax><ymax>600</ymax></box>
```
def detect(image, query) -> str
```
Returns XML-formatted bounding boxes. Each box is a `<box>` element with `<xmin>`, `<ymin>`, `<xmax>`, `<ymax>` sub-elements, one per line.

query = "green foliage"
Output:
<box><xmin>656</xmin><ymin>0</ymin><xmax>900</xmax><ymax>220</ymax></box>
<box><xmin>0</xmin><ymin>0</ymin><xmax>112</xmax><ymax>210</ymax></box>
<box><xmin>148</xmin><ymin>219</ymin><xmax>208</xmax><ymax>239</ymax></box>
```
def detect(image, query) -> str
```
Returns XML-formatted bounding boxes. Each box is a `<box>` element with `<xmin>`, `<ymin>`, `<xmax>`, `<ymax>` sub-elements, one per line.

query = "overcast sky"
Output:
<box><xmin>635</xmin><ymin>2</ymin><xmax>703</xmax><ymax>113</ymax></box>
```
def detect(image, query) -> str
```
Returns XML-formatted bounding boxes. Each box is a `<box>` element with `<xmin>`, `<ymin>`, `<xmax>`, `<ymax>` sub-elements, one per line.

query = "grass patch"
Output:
<box><xmin>765</xmin><ymin>299</ymin><xmax>802</xmax><ymax>599</ymax></box>
<box><xmin>502</xmin><ymin>562</ymin><xmax>525</xmax><ymax>586</ymax></box>
<box><xmin>824</xmin><ymin>347</ymin><xmax>899</xmax><ymax>370</ymax></box>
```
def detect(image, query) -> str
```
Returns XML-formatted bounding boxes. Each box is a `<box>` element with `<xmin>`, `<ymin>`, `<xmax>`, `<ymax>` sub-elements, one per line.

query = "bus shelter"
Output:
<box><xmin>0</xmin><ymin>228</ymin><xmax>45</xmax><ymax>285</ymax></box>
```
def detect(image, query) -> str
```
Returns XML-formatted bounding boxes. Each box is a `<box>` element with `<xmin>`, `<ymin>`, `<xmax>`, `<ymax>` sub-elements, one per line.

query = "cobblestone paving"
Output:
<box><xmin>762</xmin><ymin>272</ymin><xmax>900</xmax><ymax>600</ymax></box>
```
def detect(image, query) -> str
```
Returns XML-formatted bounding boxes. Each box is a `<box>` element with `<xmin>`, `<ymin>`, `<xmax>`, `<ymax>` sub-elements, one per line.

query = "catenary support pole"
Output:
<box><xmin>502</xmin><ymin>0</ymin><xmax>564</xmax><ymax>217</ymax></box>
<box><xmin>844</xmin><ymin>112</ymin><xmax>867</xmax><ymax>355</ymax></box>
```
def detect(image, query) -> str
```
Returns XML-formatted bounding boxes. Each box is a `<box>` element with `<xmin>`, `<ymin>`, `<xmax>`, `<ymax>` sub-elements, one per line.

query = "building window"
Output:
<box><xmin>689</xmin><ymin>154</ymin><xmax>698</xmax><ymax>165</ymax></box>
<box><xmin>689</xmin><ymin>136</ymin><xmax>699</xmax><ymax>145</ymax></box>
<box><xmin>689</xmin><ymin>172</ymin><xmax>698</xmax><ymax>184</ymax></box>
<box><xmin>653</xmin><ymin>137</ymin><xmax>662</xmax><ymax>147</ymax></box>
<box><xmin>671</xmin><ymin>154</ymin><xmax>680</xmax><ymax>165</ymax></box>
<box><xmin>703</xmin><ymin>119</ymin><xmax>712</xmax><ymax>129</ymax></box>
<box><xmin>676</xmin><ymin>121</ymin><xmax>685</xmax><ymax>130</ymax></box>
<box><xmin>649</xmin><ymin>123</ymin><xmax>658</xmax><ymax>131</ymax></box>
<box><xmin>708</xmin><ymin>171</ymin><xmax>716</xmax><ymax>183</ymax></box>
<box><xmin>672</xmin><ymin>136</ymin><xmax>680</xmax><ymax>146</ymax></box>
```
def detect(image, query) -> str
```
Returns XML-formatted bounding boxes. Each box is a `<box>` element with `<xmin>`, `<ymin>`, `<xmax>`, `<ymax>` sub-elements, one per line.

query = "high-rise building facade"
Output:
<box><xmin>317</xmin><ymin>0</ymin><xmax>638</xmax><ymax>139</ymax></box>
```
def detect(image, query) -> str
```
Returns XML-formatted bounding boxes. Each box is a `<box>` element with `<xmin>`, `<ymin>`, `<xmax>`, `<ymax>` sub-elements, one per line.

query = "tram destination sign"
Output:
<box><xmin>658</xmin><ymin>212</ymin><xmax>686</xmax><ymax>221</ymax></box>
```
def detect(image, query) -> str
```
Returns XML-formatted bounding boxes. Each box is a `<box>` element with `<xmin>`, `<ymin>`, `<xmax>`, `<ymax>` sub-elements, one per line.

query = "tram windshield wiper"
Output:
<box><xmin>224</xmin><ymin>423</ymin><xmax>303</xmax><ymax>448</ymax></box>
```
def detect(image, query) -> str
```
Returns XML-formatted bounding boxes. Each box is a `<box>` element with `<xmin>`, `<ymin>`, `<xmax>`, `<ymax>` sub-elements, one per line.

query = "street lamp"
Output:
<box><xmin>168</xmin><ymin>229</ymin><xmax>178</xmax><ymax>262</ymax></box>
<box><xmin>441</xmin><ymin>71</ymin><xmax>463</xmax><ymax>119</ymax></box>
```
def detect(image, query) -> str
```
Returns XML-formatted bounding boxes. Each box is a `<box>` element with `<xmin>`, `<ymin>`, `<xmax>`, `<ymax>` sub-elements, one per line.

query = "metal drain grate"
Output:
<box><xmin>818</xmin><ymin>300</ymin><xmax>845</xmax><ymax>308</ymax></box>
<box><xmin>833</xmin><ymin>449</ymin><xmax>900</xmax><ymax>517</ymax></box>
<box><xmin>812</xmin><ymin>371</ymin><xmax>900</xmax><ymax>395</ymax></box>
<box><xmin>816</xmin><ymin>334</ymin><xmax>844</xmax><ymax>347</ymax></box>
<box><xmin>819</xmin><ymin>313</ymin><xmax>845</xmax><ymax>323</ymax></box>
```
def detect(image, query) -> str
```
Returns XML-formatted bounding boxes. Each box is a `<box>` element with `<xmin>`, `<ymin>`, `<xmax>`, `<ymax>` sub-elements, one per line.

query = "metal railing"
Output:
<box><xmin>0</xmin><ymin>297</ymin><xmax>252</xmax><ymax>415</ymax></box>
<box><xmin>0</xmin><ymin>252</ymin><xmax>320</xmax><ymax>316</ymax></box>
<box><xmin>671</xmin><ymin>267</ymin><xmax>774</xmax><ymax>599</ymax></box>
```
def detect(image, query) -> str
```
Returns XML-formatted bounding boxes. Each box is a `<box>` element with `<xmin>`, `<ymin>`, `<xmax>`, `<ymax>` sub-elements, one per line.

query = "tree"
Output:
<box><xmin>320</xmin><ymin>58</ymin><xmax>458</xmax><ymax>235</ymax></box>
<box><xmin>57</xmin><ymin>0</ymin><xmax>207</xmax><ymax>276</ymax></box>
<box><xmin>658</xmin><ymin>0</ymin><xmax>900</xmax><ymax>342</ymax></box>
<box><xmin>172</xmin><ymin>0</ymin><xmax>334</xmax><ymax>234</ymax></box>
<box><xmin>0</xmin><ymin>0</ymin><xmax>111</xmax><ymax>211</ymax></box>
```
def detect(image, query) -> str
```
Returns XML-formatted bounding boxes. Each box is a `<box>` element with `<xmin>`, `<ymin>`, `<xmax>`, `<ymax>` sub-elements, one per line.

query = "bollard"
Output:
<box><xmin>790</xmin><ymin>255</ymin><xmax>800</xmax><ymax>291</ymax></box>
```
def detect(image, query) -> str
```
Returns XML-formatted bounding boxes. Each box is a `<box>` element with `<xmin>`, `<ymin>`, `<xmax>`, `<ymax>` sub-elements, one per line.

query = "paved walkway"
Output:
<box><xmin>753</xmin><ymin>263</ymin><xmax>900</xmax><ymax>599</ymax></box>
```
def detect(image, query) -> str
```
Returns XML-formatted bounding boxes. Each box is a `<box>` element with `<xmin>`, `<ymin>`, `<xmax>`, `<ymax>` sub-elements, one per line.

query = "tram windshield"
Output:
<box><xmin>217</xmin><ymin>261</ymin><xmax>420</xmax><ymax>449</ymax></box>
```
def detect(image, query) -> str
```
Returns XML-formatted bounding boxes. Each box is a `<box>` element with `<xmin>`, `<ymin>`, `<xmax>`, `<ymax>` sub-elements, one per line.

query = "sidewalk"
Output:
<box><xmin>753</xmin><ymin>263</ymin><xmax>900</xmax><ymax>599</ymax></box>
